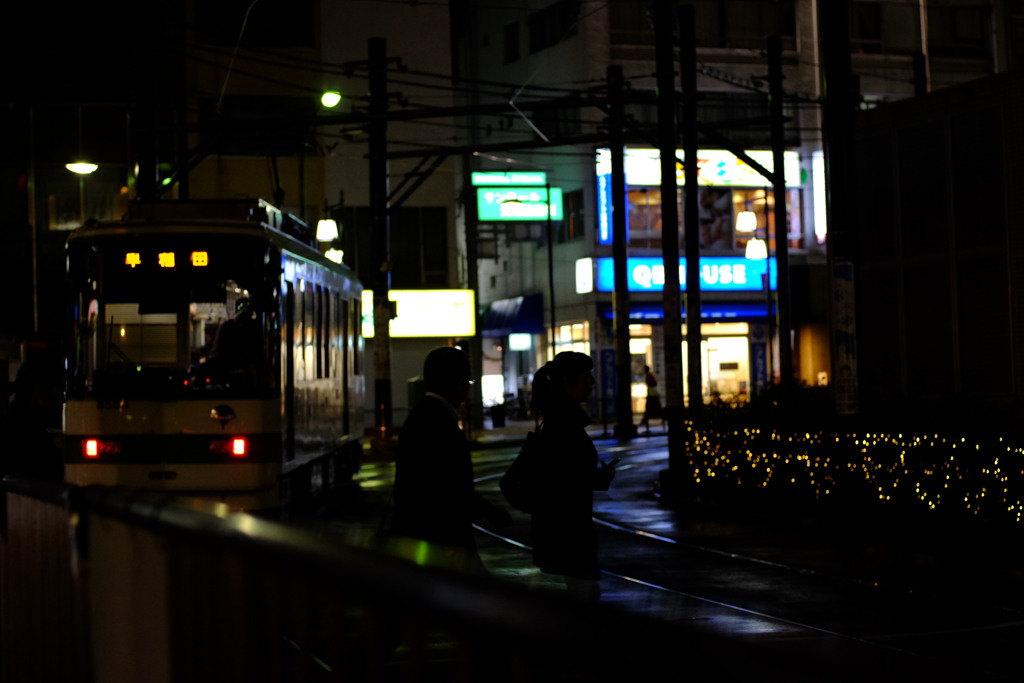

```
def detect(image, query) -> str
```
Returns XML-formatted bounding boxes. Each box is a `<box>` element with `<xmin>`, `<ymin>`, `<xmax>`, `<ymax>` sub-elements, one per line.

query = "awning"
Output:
<box><xmin>481</xmin><ymin>294</ymin><xmax>545</xmax><ymax>338</ymax></box>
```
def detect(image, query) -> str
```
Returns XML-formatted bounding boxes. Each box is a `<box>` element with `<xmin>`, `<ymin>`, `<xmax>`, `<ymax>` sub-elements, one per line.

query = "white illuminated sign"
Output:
<box><xmin>575</xmin><ymin>258</ymin><xmax>594</xmax><ymax>294</ymax></box>
<box><xmin>362</xmin><ymin>290</ymin><xmax>476</xmax><ymax>338</ymax></box>
<box><xmin>596</xmin><ymin>148</ymin><xmax>801</xmax><ymax>187</ymax></box>
<box><xmin>508</xmin><ymin>333</ymin><xmax>532</xmax><ymax>351</ymax></box>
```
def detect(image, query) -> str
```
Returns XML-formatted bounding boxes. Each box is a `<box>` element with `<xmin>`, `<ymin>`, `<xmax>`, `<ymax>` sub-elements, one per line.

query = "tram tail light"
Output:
<box><xmin>210</xmin><ymin>437</ymin><xmax>248</xmax><ymax>458</ymax></box>
<box><xmin>82</xmin><ymin>438</ymin><xmax>121</xmax><ymax>459</ymax></box>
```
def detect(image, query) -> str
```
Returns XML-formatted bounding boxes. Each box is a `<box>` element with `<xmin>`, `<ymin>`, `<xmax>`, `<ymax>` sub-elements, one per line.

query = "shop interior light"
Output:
<box><xmin>745</xmin><ymin>237</ymin><xmax>768</xmax><ymax>260</ymax></box>
<box><xmin>66</xmin><ymin>162</ymin><xmax>98</xmax><ymax>175</ymax></box>
<box><xmin>324</xmin><ymin>249</ymin><xmax>344</xmax><ymax>264</ymax></box>
<box><xmin>735</xmin><ymin>211</ymin><xmax>758</xmax><ymax>233</ymax></box>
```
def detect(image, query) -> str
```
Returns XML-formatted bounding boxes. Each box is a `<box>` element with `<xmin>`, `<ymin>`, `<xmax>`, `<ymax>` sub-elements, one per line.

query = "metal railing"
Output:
<box><xmin>2</xmin><ymin>477</ymin><xmax>856</xmax><ymax>683</ymax></box>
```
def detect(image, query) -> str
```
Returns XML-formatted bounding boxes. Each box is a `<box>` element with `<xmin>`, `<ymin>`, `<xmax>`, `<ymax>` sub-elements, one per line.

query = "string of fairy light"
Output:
<box><xmin>680</xmin><ymin>424</ymin><xmax>1024</xmax><ymax>525</ymax></box>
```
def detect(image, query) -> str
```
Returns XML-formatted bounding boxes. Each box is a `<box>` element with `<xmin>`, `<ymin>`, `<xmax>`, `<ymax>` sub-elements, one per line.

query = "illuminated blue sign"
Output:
<box><xmin>597</xmin><ymin>173</ymin><xmax>612</xmax><ymax>244</ymax></box>
<box><xmin>594</xmin><ymin>256</ymin><xmax>776</xmax><ymax>293</ymax></box>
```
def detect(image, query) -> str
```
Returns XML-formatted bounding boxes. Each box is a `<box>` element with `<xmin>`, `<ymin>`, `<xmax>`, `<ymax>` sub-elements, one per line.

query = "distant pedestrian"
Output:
<box><xmin>529</xmin><ymin>351</ymin><xmax>617</xmax><ymax>599</ymax></box>
<box><xmin>641</xmin><ymin>365</ymin><xmax>662</xmax><ymax>433</ymax></box>
<box><xmin>0</xmin><ymin>358</ymin><xmax>65</xmax><ymax>481</ymax></box>
<box><xmin>390</xmin><ymin>345</ymin><xmax>511</xmax><ymax>572</ymax></box>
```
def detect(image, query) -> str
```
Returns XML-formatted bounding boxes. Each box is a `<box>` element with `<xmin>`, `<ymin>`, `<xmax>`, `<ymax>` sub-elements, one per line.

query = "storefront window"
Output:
<box><xmin>553</xmin><ymin>321</ymin><xmax>590</xmax><ymax>357</ymax></box>
<box><xmin>732</xmin><ymin>188</ymin><xmax>803</xmax><ymax>252</ymax></box>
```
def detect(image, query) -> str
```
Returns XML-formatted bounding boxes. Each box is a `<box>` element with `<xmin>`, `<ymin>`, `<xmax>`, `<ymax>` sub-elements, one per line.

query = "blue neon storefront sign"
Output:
<box><xmin>594</xmin><ymin>256</ymin><xmax>776</xmax><ymax>293</ymax></box>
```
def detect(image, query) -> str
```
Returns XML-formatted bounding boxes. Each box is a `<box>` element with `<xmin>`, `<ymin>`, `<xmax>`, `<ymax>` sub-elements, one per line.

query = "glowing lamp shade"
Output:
<box><xmin>316</xmin><ymin>218</ymin><xmax>339</xmax><ymax>241</ymax></box>
<box><xmin>735</xmin><ymin>211</ymin><xmax>758</xmax><ymax>233</ymax></box>
<box><xmin>325</xmin><ymin>249</ymin><xmax>345</xmax><ymax>264</ymax></box>
<box><xmin>321</xmin><ymin>91</ymin><xmax>342</xmax><ymax>108</ymax></box>
<box><xmin>66</xmin><ymin>162</ymin><xmax>98</xmax><ymax>175</ymax></box>
<box><xmin>745</xmin><ymin>237</ymin><xmax>768</xmax><ymax>260</ymax></box>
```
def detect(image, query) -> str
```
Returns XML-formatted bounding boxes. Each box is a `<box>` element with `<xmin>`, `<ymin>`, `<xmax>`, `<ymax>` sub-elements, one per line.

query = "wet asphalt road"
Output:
<box><xmin>306</xmin><ymin>433</ymin><xmax>1024</xmax><ymax>682</ymax></box>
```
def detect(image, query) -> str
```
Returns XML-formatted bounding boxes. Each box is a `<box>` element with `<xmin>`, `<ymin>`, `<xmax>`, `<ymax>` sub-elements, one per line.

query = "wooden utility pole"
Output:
<box><xmin>609</xmin><ymin>65</ymin><xmax>636</xmax><ymax>441</ymax></box>
<box><xmin>369</xmin><ymin>37</ymin><xmax>394</xmax><ymax>452</ymax></box>
<box><xmin>680</xmin><ymin>6</ymin><xmax>703</xmax><ymax>415</ymax></box>
<box><xmin>654</xmin><ymin>0</ymin><xmax>685</xmax><ymax>470</ymax></box>
<box><xmin>768</xmin><ymin>36</ymin><xmax>793</xmax><ymax>387</ymax></box>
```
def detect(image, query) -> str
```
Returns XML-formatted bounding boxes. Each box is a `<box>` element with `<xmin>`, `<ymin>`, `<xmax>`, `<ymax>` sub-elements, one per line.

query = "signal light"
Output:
<box><xmin>209</xmin><ymin>437</ymin><xmax>248</xmax><ymax>458</ymax></box>
<box><xmin>82</xmin><ymin>439</ymin><xmax>121</xmax><ymax>459</ymax></box>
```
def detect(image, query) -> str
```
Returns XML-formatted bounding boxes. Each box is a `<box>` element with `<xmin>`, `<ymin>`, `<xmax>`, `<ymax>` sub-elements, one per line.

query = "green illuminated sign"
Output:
<box><xmin>471</xmin><ymin>171</ymin><xmax>548</xmax><ymax>186</ymax></box>
<box><xmin>476</xmin><ymin>187</ymin><xmax>563</xmax><ymax>222</ymax></box>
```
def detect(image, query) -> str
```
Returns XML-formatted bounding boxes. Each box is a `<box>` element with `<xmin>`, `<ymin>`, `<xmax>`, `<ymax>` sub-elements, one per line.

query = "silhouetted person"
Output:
<box><xmin>0</xmin><ymin>359</ymin><xmax>65</xmax><ymax>481</ymax></box>
<box><xmin>641</xmin><ymin>365</ymin><xmax>662</xmax><ymax>433</ymax></box>
<box><xmin>391</xmin><ymin>345</ymin><xmax>511</xmax><ymax>572</ymax></box>
<box><xmin>529</xmin><ymin>351</ymin><xmax>616</xmax><ymax>599</ymax></box>
<box><xmin>204</xmin><ymin>298</ymin><xmax>260</xmax><ymax>375</ymax></box>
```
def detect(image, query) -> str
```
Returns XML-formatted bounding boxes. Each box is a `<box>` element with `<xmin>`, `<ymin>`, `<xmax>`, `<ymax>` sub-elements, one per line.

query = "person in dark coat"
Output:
<box><xmin>0</xmin><ymin>358</ymin><xmax>66</xmax><ymax>481</ymax></box>
<box><xmin>391</xmin><ymin>345</ymin><xmax>511</xmax><ymax>571</ymax></box>
<box><xmin>529</xmin><ymin>351</ymin><xmax>616</xmax><ymax>597</ymax></box>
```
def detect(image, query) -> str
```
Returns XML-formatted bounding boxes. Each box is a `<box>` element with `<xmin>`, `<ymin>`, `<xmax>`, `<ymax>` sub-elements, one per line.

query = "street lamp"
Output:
<box><xmin>66</xmin><ymin>162</ymin><xmax>98</xmax><ymax>175</ymax></box>
<box><xmin>316</xmin><ymin>195</ymin><xmax>345</xmax><ymax>264</ymax></box>
<box><xmin>744</xmin><ymin>233</ymin><xmax>772</xmax><ymax>392</ymax></box>
<box><xmin>316</xmin><ymin>217</ymin><xmax>339</xmax><ymax>242</ymax></box>
<box><xmin>320</xmin><ymin>91</ymin><xmax>342</xmax><ymax>108</ymax></box>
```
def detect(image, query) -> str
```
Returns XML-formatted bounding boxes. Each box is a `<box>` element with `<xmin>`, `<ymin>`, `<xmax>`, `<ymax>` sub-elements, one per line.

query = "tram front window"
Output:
<box><xmin>68</xmin><ymin>237</ymin><xmax>276</xmax><ymax>399</ymax></box>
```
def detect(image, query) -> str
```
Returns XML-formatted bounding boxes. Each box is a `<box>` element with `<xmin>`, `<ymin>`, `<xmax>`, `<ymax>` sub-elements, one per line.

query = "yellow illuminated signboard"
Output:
<box><xmin>362</xmin><ymin>290</ymin><xmax>476</xmax><ymax>338</ymax></box>
<box><xmin>123</xmin><ymin>251</ymin><xmax>211</xmax><ymax>268</ymax></box>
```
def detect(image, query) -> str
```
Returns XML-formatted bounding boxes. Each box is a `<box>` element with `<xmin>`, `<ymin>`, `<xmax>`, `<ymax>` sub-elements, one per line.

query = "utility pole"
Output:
<box><xmin>369</xmin><ymin>37</ymin><xmax>395</xmax><ymax>453</ymax></box>
<box><xmin>609</xmin><ymin>65</ymin><xmax>635</xmax><ymax>441</ymax></box>
<box><xmin>546</xmin><ymin>180</ymin><xmax>557</xmax><ymax>350</ymax></box>
<box><xmin>768</xmin><ymin>35</ymin><xmax>793</xmax><ymax>387</ymax></box>
<box><xmin>681</xmin><ymin>6</ymin><xmax>703</xmax><ymax>416</ymax></box>
<box><xmin>463</xmin><ymin>155</ymin><xmax>484</xmax><ymax>434</ymax></box>
<box><xmin>818</xmin><ymin>0</ymin><xmax>860</xmax><ymax>415</ymax></box>
<box><xmin>654</xmin><ymin>0</ymin><xmax>685</xmax><ymax>471</ymax></box>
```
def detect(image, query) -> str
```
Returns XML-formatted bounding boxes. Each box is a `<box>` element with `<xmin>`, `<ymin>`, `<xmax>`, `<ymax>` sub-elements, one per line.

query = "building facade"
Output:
<box><xmin>448</xmin><ymin>0</ymin><xmax>1016</xmax><ymax>421</ymax></box>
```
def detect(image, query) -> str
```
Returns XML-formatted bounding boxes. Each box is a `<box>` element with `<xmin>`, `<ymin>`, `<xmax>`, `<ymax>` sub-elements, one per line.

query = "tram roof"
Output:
<box><xmin>67</xmin><ymin>199</ymin><xmax>354</xmax><ymax>276</ymax></box>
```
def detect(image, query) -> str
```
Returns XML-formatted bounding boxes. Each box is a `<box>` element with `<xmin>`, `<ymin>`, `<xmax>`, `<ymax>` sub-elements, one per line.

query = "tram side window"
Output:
<box><xmin>304</xmin><ymin>284</ymin><xmax>315</xmax><ymax>381</ymax></box>
<box><xmin>352</xmin><ymin>297</ymin><xmax>362</xmax><ymax>376</ymax></box>
<box><xmin>317</xmin><ymin>284</ymin><xmax>328</xmax><ymax>380</ymax></box>
<box><xmin>337</xmin><ymin>293</ymin><xmax>347</xmax><ymax>380</ymax></box>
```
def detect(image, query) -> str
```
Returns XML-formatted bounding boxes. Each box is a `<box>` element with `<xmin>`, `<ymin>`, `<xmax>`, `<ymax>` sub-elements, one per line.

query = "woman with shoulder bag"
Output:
<box><xmin>528</xmin><ymin>351</ymin><xmax>617</xmax><ymax>599</ymax></box>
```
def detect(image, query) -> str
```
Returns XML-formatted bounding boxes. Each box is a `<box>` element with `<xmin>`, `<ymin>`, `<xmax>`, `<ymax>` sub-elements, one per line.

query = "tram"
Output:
<box><xmin>63</xmin><ymin>199</ymin><xmax>365</xmax><ymax>510</ymax></box>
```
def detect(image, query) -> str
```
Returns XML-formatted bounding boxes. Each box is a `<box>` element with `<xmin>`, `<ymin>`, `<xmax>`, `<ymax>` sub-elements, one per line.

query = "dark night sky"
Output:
<box><xmin>7</xmin><ymin>1</ymin><xmax>157</xmax><ymax>103</ymax></box>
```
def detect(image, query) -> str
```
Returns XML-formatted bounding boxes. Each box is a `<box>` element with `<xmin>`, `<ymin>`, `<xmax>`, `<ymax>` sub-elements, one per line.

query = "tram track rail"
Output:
<box><xmin>468</xmin><ymin>443</ymin><xmax>1024</xmax><ymax>682</ymax></box>
<box><xmin>343</xmin><ymin>439</ymin><xmax>1024</xmax><ymax>681</ymax></box>
<box><xmin>475</xmin><ymin>441</ymin><xmax>1024</xmax><ymax>619</ymax></box>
